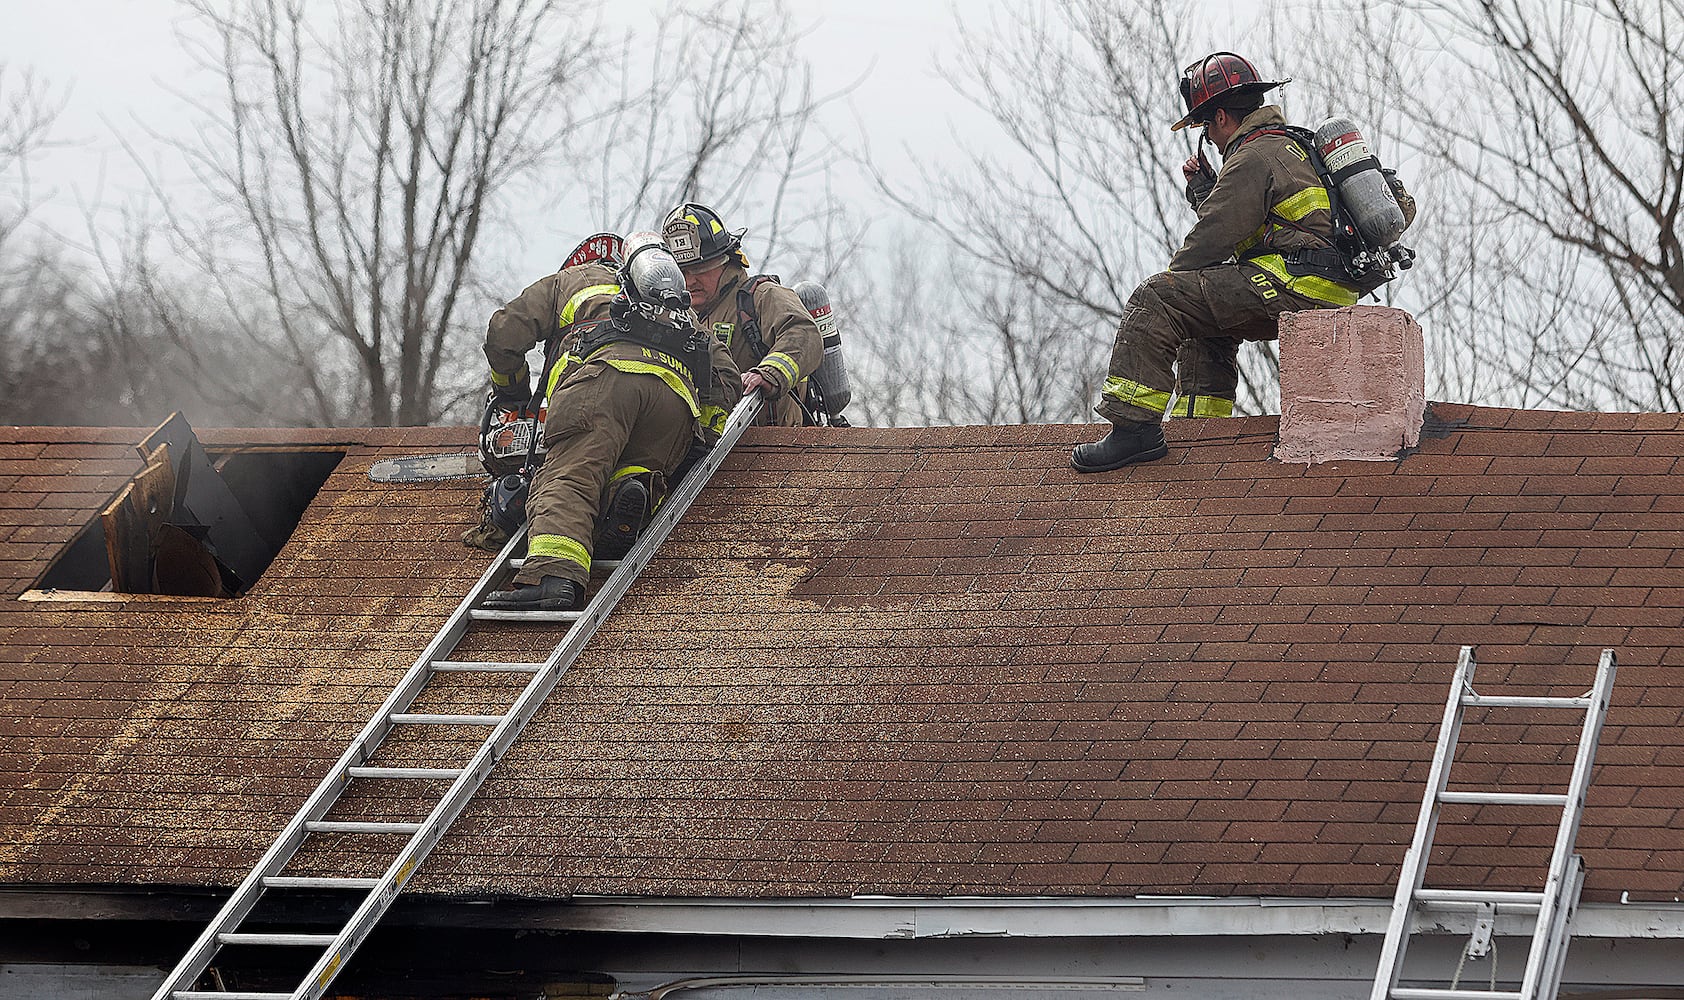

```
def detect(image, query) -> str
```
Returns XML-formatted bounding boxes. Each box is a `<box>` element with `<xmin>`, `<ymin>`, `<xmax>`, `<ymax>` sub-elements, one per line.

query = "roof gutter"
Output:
<box><xmin>5</xmin><ymin>887</ymin><xmax>1684</xmax><ymax>939</ymax></box>
<box><xmin>550</xmin><ymin>894</ymin><xmax>1684</xmax><ymax>940</ymax></box>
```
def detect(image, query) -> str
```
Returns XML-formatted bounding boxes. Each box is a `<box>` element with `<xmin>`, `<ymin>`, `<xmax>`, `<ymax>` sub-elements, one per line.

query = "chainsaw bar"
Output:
<box><xmin>368</xmin><ymin>453</ymin><xmax>487</xmax><ymax>483</ymax></box>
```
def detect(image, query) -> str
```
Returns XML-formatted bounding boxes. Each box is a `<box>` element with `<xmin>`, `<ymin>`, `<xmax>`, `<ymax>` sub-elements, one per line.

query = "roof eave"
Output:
<box><xmin>8</xmin><ymin>887</ymin><xmax>1683</xmax><ymax>939</ymax></box>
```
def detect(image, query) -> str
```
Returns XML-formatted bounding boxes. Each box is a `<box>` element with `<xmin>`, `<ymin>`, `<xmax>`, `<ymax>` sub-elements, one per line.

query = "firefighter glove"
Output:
<box><xmin>488</xmin><ymin>373</ymin><xmax>533</xmax><ymax>407</ymax></box>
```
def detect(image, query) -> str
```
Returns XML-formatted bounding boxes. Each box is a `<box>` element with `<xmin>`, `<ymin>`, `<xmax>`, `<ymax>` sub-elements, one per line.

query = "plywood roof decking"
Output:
<box><xmin>1</xmin><ymin>406</ymin><xmax>1682</xmax><ymax>905</ymax></box>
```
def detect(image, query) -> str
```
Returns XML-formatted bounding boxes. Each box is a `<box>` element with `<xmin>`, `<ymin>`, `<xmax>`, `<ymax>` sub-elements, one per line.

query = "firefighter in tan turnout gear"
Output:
<box><xmin>662</xmin><ymin>203</ymin><xmax>823</xmax><ymax>427</ymax></box>
<box><xmin>478</xmin><ymin>233</ymin><xmax>740</xmax><ymax>613</ymax></box>
<box><xmin>1073</xmin><ymin>52</ymin><xmax>1416</xmax><ymax>473</ymax></box>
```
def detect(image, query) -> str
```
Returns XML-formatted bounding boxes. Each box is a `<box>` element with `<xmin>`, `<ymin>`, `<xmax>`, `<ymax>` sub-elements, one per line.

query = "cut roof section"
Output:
<box><xmin>1</xmin><ymin>405</ymin><xmax>1683</xmax><ymax>906</ymax></box>
<box><xmin>25</xmin><ymin>415</ymin><xmax>344</xmax><ymax>598</ymax></box>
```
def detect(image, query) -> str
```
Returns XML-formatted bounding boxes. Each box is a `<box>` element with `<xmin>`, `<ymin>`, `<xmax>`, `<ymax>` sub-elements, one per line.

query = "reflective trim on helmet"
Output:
<box><xmin>560</xmin><ymin>283</ymin><xmax>619</xmax><ymax>328</ymax></box>
<box><xmin>1101</xmin><ymin>376</ymin><xmax>1172</xmax><ymax>415</ymax></box>
<box><xmin>699</xmin><ymin>404</ymin><xmax>729</xmax><ymax>435</ymax></box>
<box><xmin>1249</xmin><ymin>255</ymin><xmax>1360</xmax><ymax>306</ymax></box>
<box><xmin>1168</xmin><ymin>394</ymin><xmax>1236</xmax><ymax>418</ymax></box>
<box><xmin>759</xmin><ymin>351</ymin><xmax>800</xmax><ymax>387</ymax></box>
<box><xmin>528</xmin><ymin>533</ymin><xmax>590</xmax><ymax>571</ymax></box>
<box><xmin>603</xmin><ymin>359</ymin><xmax>702</xmax><ymax>417</ymax></box>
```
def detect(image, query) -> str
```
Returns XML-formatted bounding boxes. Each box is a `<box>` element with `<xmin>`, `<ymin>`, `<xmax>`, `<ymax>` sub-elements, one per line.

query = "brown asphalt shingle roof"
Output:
<box><xmin>2</xmin><ymin>405</ymin><xmax>1682</xmax><ymax>905</ymax></box>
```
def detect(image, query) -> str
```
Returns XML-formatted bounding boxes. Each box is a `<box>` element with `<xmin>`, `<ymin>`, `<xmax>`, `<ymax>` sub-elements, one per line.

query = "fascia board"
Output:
<box><xmin>7</xmin><ymin>889</ymin><xmax>1684</xmax><ymax>940</ymax></box>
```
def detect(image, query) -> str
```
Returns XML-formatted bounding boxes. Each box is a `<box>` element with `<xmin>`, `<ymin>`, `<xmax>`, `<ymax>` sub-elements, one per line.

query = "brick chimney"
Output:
<box><xmin>1273</xmin><ymin>305</ymin><xmax>1425</xmax><ymax>464</ymax></box>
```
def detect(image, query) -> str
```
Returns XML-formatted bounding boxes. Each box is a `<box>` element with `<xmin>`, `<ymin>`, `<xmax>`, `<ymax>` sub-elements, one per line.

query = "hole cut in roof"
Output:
<box><xmin>31</xmin><ymin>413</ymin><xmax>343</xmax><ymax>598</ymax></box>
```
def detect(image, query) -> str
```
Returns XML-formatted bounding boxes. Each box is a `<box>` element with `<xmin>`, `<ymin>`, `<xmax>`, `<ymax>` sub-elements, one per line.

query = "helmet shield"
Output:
<box><xmin>562</xmin><ymin>232</ymin><xmax>625</xmax><ymax>270</ymax></box>
<box><xmin>661</xmin><ymin>203</ymin><xmax>743</xmax><ymax>267</ymax></box>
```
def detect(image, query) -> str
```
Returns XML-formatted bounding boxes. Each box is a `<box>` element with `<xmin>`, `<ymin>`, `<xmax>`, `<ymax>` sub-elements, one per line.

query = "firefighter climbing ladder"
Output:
<box><xmin>150</xmin><ymin>393</ymin><xmax>765</xmax><ymax>1000</ymax></box>
<box><xmin>1370</xmin><ymin>645</ymin><xmax>1618</xmax><ymax>1000</ymax></box>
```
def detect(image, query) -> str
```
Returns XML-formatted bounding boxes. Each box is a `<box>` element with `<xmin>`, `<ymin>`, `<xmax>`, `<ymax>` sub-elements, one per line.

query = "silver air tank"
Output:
<box><xmin>1314</xmin><ymin>115</ymin><xmax>1406</xmax><ymax>250</ymax></box>
<box><xmin>793</xmin><ymin>280</ymin><xmax>852</xmax><ymax>422</ymax></box>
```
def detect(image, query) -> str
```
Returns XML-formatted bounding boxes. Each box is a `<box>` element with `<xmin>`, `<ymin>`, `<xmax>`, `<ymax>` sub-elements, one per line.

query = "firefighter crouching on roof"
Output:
<box><xmin>662</xmin><ymin>203</ymin><xmax>823</xmax><ymax>427</ymax></box>
<box><xmin>476</xmin><ymin>233</ymin><xmax>741</xmax><ymax>613</ymax></box>
<box><xmin>1073</xmin><ymin>52</ymin><xmax>1416</xmax><ymax>474</ymax></box>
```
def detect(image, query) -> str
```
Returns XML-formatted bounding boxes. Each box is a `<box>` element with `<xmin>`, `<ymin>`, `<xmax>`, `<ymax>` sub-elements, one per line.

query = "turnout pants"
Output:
<box><xmin>1096</xmin><ymin>262</ymin><xmax>1323</xmax><ymax>426</ymax></box>
<box><xmin>517</xmin><ymin>362</ymin><xmax>695</xmax><ymax>586</ymax></box>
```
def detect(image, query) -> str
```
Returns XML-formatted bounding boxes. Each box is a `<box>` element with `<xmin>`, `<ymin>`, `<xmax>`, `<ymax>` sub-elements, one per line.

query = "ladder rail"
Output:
<box><xmin>155</xmin><ymin>392</ymin><xmax>766</xmax><ymax>1000</ymax></box>
<box><xmin>1372</xmin><ymin>648</ymin><xmax>1617</xmax><ymax>1000</ymax></box>
<box><xmin>1517</xmin><ymin>650</ymin><xmax>1616</xmax><ymax>999</ymax></box>
<box><xmin>148</xmin><ymin>522</ymin><xmax>530</xmax><ymax>1000</ymax></box>
<box><xmin>282</xmin><ymin>392</ymin><xmax>766</xmax><ymax>1000</ymax></box>
<box><xmin>1371</xmin><ymin>645</ymin><xmax>1479</xmax><ymax>1000</ymax></box>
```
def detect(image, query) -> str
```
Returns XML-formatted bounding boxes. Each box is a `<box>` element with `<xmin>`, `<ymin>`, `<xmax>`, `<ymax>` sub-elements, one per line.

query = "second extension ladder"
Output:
<box><xmin>1371</xmin><ymin>645</ymin><xmax>1618</xmax><ymax>1000</ymax></box>
<box><xmin>150</xmin><ymin>393</ymin><xmax>765</xmax><ymax>1000</ymax></box>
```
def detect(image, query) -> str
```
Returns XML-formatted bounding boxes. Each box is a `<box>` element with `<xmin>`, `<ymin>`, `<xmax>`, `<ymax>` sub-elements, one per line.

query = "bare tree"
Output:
<box><xmin>861</xmin><ymin>1</ymin><xmax>1305</xmax><ymax>424</ymax></box>
<box><xmin>142</xmin><ymin>0</ymin><xmax>603</xmax><ymax>426</ymax></box>
<box><xmin>1338</xmin><ymin>0</ymin><xmax>1684</xmax><ymax>411</ymax></box>
<box><xmin>0</xmin><ymin>64</ymin><xmax>62</xmax><ymax>241</ymax></box>
<box><xmin>581</xmin><ymin>0</ymin><xmax>868</xmax><ymax>286</ymax></box>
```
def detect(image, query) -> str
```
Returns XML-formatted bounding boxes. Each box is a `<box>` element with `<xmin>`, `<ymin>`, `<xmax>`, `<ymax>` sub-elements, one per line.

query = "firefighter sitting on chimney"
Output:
<box><xmin>1073</xmin><ymin>52</ymin><xmax>1415</xmax><ymax>474</ymax></box>
<box><xmin>475</xmin><ymin>232</ymin><xmax>740</xmax><ymax>613</ymax></box>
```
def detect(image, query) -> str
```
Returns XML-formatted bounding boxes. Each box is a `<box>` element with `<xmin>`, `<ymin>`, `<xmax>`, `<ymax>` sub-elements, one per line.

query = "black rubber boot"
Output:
<box><xmin>1071</xmin><ymin>421</ymin><xmax>1169</xmax><ymax>473</ymax></box>
<box><xmin>481</xmin><ymin>575</ymin><xmax>584</xmax><ymax>612</ymax></box>
<box><xmin>595</xmin><ymin>475</ymin><xmax>652</xmax><ymax>560</ymax></box>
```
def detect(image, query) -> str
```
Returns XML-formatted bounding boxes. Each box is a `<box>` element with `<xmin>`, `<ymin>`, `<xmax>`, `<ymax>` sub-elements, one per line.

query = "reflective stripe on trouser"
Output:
<box><xmin>1096</xmin><ymin>263</ymin><xmax>1324</xmax><ymax>426</ymax></box>
<box><xmin>518</xmin><ymin>363</ymin><xmax>695</xmax><ymax>586</ymax></box>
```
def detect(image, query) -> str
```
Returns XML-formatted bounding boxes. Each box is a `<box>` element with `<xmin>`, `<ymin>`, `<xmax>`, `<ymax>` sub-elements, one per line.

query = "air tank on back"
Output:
<box><xmin>793</xmin><ymin>280</ymin><xmax>852</xmax><ymax>425</ymax></box>
<box><xmin>1314</xmin><ymin>114</ymin><xmax>1407</xmax><ymax>251</ymax></box>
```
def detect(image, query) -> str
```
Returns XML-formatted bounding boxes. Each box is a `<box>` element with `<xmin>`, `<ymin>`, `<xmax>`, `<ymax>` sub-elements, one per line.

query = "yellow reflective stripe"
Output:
<box><xmin>760</xmin><ymin>351</ymin><xmax>800</xmax><ymax>385</ymax></box>
<box><xmin>545</xmin><ymin>354</ymin><xmax>582</xmax><ymax>400</ymax></box>
<box><xmin>489</xmin><ymin>368</ymin><xmax>514</xmax><ymax>387</ymax></box>
<box><xmin>1168</xmin><ymin>395</ymin><xmax>1236</xmax><ymax>418</ymax></box>
<box><xmin>559</xmin><ymin>284</ymin><xmax>619</xmax><ymax>328</ymax></box>
<box><xmin>527</xmin><ymin>534</ymin><xmax>590</xmax><ymax>571</ymax></box>
<box><xmin>1235</xmin><ymin>187</ymin><xmax>1332</xmax><ymax>257</ymax></box>
<box><xmin>1101</xmin><ymin>377</ymin><xmax>1172</xmax><ymax>415</ymax></box>
<box><xmin>1250</xmin><ymin>254</ymin><xmax>1360</xmax><ymax>306</ymax></box>
<box><xmin>1273</xmin><ymin>186</ymin><xmax>1330</xmax><ymax>222</ymax></box>
<box><xmin>698</xmin><ymin>404</ymin><xmax>728</xmax><ymax>435</ymax></box>
<box><xmin>610</xmin><ymin>465</ymin><xmax>652</xmax><ymax>483</ymax></box>
<box><xmin>603</xmin><ymin>359</ymin><xmax>701</xmax><ymax>417</ymax></box>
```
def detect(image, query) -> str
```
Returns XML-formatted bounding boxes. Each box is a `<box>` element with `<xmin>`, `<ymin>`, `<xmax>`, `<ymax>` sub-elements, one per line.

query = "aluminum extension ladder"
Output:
<box><xmin>150</xmin><ymin>393</ymin><xmax>765</xmax><ymax>1000</ymax></box>
<box><xmin>1370</xmin><ymin>646</ymin><xmax>1618</xmax><ymax>1000</ymax></box>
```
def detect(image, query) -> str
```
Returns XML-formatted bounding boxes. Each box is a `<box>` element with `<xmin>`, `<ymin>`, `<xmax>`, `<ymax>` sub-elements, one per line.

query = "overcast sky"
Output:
<box><xmin>3</xmin><ymin>0</ymin><xmax>980</xmax><ymax>277</ymax></box>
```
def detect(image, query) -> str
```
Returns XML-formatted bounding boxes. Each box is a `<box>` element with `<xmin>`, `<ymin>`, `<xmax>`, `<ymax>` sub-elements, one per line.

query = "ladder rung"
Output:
<box><xmin>468</xmin><ymin>609</ymin><xmax>585</xmax><ymax>623</ymax></box>
<box><xmin>1414</xmin><ymin>888</ymin><xmax>1544</xmax><ymax>910</ymax></box>
<box><xmin>261</xmin><ymin>876</ymin><xmax>380</xmax><ymax>890</ymax></box>
<box><xmin>1438</xmin><ymin>791</ymin><xmax>1568</xmax><ymax>806</ymax></box>
<box><xmin>1463</xmin><ymin>693</ymin><xmax>1592</xmax><ymax>709</ymax></box>
<box><xmin>346</xmin><ymin>766</ymin><xmax>465</xmax><ymax>779</ymax></box>
<box><xmin>507</xmin><ymin>557</ymin><xmax>621</xmax><ymax>572</ymax></box>
<box><xmin>149</xmin><ymin>392</ymin><xmax>771</xmax><ymax>1000</ymax></box>
<box><xmin>216</xmin><ymin>932</ymin><xmax>338</xmax><ymax>947</ymax></box>
<box><xmin>1387</xmin><ymin>983</ymin><xmax>1522</xmax><ymax>989</ymax></box>
<box><xmin>431</xmin><ymin>660</ymin><xmax>544</xmax><ymax>673</ymax></box>
<box><xmin>304</xmin><ymin>820</ymin><xmax>423</xmax><ymax>834</ymax></box>
<box><xmin>387</xmin><ymin>713</ymin><xmax>505</xmax><ymax>726</ymax></box>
